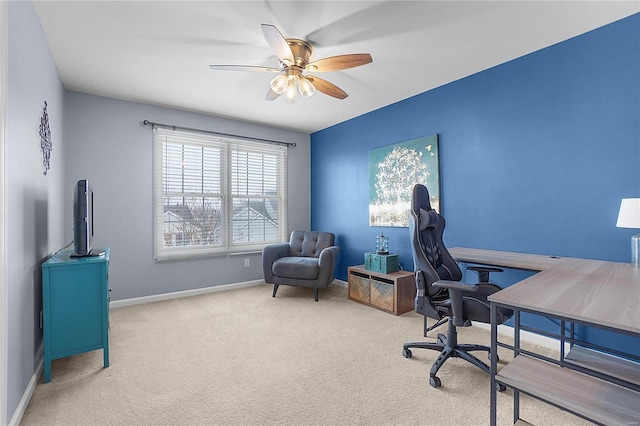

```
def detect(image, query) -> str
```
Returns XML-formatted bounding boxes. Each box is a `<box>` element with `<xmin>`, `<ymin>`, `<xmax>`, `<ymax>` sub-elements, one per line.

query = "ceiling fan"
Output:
<box><xmin>209</xmin><ymin>24</ymin><xmax>372</xmax><ymax>103</ymax></box>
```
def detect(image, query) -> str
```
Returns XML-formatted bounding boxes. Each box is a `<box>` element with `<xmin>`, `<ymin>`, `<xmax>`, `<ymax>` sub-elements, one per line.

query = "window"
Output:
<box><xmin>153</xmin><ymin>127</ymin><xmax>287</xmax><ymax>260</ymax></box>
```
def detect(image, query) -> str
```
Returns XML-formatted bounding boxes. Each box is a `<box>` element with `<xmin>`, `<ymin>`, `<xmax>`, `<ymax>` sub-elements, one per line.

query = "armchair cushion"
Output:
<box><xmin>272</xmin><ymin>257</ymin><xmax>320</xmax><ymax>280</ymax></box>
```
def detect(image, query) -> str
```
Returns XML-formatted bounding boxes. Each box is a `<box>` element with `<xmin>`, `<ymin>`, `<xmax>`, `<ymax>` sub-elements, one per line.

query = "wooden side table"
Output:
<box><xmin>347</xmin><ymin>265</ymin><xmax>416</xmax><ymax>315</ymax></box>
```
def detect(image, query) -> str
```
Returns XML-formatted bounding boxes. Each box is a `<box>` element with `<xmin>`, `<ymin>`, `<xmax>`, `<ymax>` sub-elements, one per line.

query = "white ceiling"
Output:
<box><xmin>32</xmin><ymin>1</ymin><xmax>639</xmax><ymax>133</ymax></box>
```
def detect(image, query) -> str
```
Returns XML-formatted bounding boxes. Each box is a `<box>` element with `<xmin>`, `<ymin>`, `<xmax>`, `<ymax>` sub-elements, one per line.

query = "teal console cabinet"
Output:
<box><xmin>41</xmin><ymin>247</ymin><xmax>110</xmax><ymax>383</ymax></box>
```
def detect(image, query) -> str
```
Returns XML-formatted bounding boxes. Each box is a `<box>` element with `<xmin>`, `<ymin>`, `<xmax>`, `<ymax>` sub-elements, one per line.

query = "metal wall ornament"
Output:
<box><xmin>39</xmin><ymin>101</ymin><xmax>52</xmax><ymax>175</ymax></box>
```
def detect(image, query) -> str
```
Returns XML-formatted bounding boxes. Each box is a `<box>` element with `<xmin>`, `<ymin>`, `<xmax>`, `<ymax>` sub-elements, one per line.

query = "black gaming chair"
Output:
<box><xmin>402</xmin><ymin>184</ymin><xmax>513</xmax><ymax>389</ymax></box>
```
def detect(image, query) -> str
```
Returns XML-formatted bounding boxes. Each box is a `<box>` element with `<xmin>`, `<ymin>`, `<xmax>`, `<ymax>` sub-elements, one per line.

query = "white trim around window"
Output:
<box><xmin>152</xmin><ymin>126</ymin><xmax>288</xmax><ymax>261</ymax></box>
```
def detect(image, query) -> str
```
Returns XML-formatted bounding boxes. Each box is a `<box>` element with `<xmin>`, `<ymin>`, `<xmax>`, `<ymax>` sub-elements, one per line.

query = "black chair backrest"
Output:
<box><xmin>409</xmin><ymin>184</ymin><xmax>462</xmax><ymax>297</ymax></box>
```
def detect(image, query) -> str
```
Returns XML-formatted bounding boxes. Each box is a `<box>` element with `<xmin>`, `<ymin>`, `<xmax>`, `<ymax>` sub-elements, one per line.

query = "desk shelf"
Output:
<box><xmin>497</xmin><ymin>355</ymin><xmax>639</xmax><ymax>425</ymax></box>
<box><xmin>565</xmin><ymin>345</ymin><xmax>640</xmax><ymax>388</ymax></box>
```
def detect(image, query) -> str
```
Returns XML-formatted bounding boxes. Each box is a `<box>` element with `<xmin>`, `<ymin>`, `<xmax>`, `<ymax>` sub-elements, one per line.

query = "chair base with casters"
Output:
<box><xmin>403</xmin><ymin>268</ymin><xmax>509</xmax><ymax>391</ymax></box>
<box><xmin>402</xmin><ymin>318</ymin><xmax>506</xmax><ymax>391</ymax></box>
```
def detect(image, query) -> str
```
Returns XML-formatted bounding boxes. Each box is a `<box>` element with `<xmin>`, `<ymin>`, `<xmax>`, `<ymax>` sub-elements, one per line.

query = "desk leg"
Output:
<box><xmin>490</xmin><ymin>302</ymin><xmax>497</xmax><ymax>426</ymax></box>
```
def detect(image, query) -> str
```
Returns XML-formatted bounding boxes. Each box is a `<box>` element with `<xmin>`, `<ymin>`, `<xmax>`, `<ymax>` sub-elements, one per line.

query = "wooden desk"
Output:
<box><xmin>449</xmin><ymin>247</ymin><xmax>640</xmax><ymax>425</ymax></box>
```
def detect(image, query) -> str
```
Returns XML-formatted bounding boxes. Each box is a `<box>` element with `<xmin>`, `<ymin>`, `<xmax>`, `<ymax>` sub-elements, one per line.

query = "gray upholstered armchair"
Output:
<box><xmin>262</xmin><ymin>231</ymin><xmax>340</xmax><ymax>301</ymax></box>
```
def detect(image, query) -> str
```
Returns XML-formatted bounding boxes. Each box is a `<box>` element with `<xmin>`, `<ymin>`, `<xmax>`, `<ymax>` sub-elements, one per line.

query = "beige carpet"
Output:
<box><xmin>21</xmin><ymin>284</ymin><xmax>589</xmax><ymax>426</ymax></box>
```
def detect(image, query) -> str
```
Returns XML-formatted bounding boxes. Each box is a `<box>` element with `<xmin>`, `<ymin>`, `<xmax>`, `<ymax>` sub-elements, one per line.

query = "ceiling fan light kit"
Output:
<box><xmin>270</xmin><ymin>71</ymin><xmax>316</xmax><ymax>104</ymax></box>
<box><xmin>209</xmin><ymin>24</ymin><xmax>372</xmax><ymax>104</ymax></box>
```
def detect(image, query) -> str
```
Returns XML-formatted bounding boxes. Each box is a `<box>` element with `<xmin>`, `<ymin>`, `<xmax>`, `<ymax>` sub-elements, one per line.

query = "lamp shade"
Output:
<box><xmin>616</xmin><ymin>198</ymin><xmax>640</xmax><ymax>229</ymax></box>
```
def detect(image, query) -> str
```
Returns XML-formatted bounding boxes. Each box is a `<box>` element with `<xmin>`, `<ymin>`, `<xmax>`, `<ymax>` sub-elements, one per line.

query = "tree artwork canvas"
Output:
<box><xmin>369</xmin><ymin>134</ymin><xmax>440</xmax><ymax>227</ymax></box>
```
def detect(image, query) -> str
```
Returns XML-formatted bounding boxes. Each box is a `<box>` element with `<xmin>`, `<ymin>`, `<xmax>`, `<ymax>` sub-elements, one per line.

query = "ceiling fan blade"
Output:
<box><xmin>209</xmin><ymin>65</ymin><xmax>280</xmax><ymax>73</ymax></box>
<box><xmin>306</xmin><ymin>75</ymin><xmax>348</xmax><ymax>100</ymax></box>
<box><xmin>306</xmin><ymin>53</ymin><xmax>372</xmax><ymax>72</ymax></box>
<box><xmin>261</xmin><ymin>24</ymin><xmax>294</xmax><ymax>64</ymax></box>
<box><xmin>265</xmin><ymin>88</ymin><xmax>281</xmax><ymax>101</ymax></box>
<box><xmin>305</xmin><ymin>2</ymin><xmax>440</xmax><ymax>47</ymax></box>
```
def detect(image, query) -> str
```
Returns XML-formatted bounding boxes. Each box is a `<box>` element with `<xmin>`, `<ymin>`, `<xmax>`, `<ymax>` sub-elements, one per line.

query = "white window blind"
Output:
<box><xmin>153</xmin><ymin>127</ymin><xmax>287</xmax><ymax>260</ymax></box>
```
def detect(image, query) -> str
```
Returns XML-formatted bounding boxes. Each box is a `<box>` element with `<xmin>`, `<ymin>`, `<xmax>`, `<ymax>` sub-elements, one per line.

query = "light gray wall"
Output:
<box><xmin>5</xmin><ymin>3</ymin><xmax>309</xmax><ymax>421</ymax></box>
<box><xmin>64</xmin><ymin>91</ymin><xmax>311</xmax><ymax>301</ymax></box>
<box><xmin>6</xmin><ymin>1</ymin><xmax>66</xmax><ymax>423</ymax></box>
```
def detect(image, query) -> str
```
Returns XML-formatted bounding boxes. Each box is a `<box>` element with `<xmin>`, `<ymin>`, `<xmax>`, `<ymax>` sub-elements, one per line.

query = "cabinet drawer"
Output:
<box><xmin>371</xmin><ymin>278</ymin><xmax>394</xmax><ymax>312</ymax></box>
<box><xmin>348</xmin><ymin>272</ymin><xmax>370</xmax><ymax>303</ymax></box>
<box><xmin>48</xmin><ymin>265</ymin><xmax>104</xmax><ymax>355</ymax></box>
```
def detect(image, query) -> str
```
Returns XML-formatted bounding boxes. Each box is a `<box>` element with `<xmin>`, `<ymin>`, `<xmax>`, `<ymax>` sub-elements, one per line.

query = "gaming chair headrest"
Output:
<box><xmin>411</xmin><ymin>184</ymin><xmax>432</xmax><ymax>213</ymax></box>
<box><xmin>412</xmin><ymin>184</ymin><xmax>438</xmax><ymax>230</ymax></box>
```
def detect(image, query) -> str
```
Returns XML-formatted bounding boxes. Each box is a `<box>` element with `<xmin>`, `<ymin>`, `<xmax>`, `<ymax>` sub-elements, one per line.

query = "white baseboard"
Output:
<box><xmin>111</xmin><ymin>279</ymin><xmax>352</xmax><ymax>310</ymax></box>
<box><xmin>466</xmin><ymin>322</ymin><xmax>567</xmax><ymax>353</ymax></box>
<box><xmin>109</xmin><ymin>279</ymin><xmax>264</xmax><ymax>309</ymax></box>
<box><xmin>9</xmin><ymin>358</ymin><xmax>42</xmax><ymax>426</ymax></box>
<box><xmin>333</xmin><ymin>279</ymin><xmax>348</xmax><ymax>288</ymax></box>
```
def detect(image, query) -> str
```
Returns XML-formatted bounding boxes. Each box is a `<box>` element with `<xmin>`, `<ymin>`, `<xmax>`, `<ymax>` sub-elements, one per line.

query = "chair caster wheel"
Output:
<box><xmin>429</xmin><ymin>376</ymin><xmax>442</xmax><ymax>388</ymax></box>
<box><xmin>496</xmin><ymin>383</ymin><xmax>506</xmax><ymax>392</ymax></box>
<box><xmin>488</xmin><ymin>352</ymin><xmax>499</xmax><ymax>362</ymax></box>
<box><xmin>402</xmin><ymin>348</ymin><xmax>412</xmax><ymax>358</ymax></box>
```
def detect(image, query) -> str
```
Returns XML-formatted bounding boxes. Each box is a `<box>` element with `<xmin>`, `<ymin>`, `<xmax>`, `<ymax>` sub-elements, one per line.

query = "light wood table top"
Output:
<box><xmin>449</xmin><ymin>247</ymin><xmax>568</xmax><ymax>271</ymax></box>
<box><xmin>449</xmin><ymin>247</ymin><xmax>640</xmax><ymax>335</ymax></box>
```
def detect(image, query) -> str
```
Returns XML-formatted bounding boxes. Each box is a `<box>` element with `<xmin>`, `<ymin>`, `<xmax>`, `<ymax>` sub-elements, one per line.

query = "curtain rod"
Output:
<box><xmin>142</xmin><ymin>120</ymin><xmax>296</xmax><ymax>147</ymax></box>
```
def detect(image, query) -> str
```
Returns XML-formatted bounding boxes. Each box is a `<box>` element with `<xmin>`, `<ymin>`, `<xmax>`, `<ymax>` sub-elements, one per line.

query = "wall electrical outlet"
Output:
<box><xmin>244</xmin><ymin>258</ymin><xmax>250</xmax><ymax>267</ymax></box>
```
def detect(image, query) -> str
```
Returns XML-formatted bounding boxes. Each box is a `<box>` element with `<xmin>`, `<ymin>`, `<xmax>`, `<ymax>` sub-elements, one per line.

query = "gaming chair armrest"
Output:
<box><xmin>414</xmin><ymin>270</ymin><xmax>443</xmax><ymax>320</ymax></box>
<box><xmin>434</xmin><ymin>280</ymin><xmax>478</xmax><ymax>327</ymax></box>
<box><xmin>466</xmin><ymin>266</ymin><xmax>503</xmax><ymax>283</ymax></box>
<box><xmin>434</xmin><ymin>280</ymin><xmax>478</xmax><ymax>292</ymax></box>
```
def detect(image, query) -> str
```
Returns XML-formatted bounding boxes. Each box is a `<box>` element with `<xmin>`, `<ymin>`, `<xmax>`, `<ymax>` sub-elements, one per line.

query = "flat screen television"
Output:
<box><xmin>72</xmin><ymin>179</ymin><xmax>94</xmax><ymax>257</ymax></box>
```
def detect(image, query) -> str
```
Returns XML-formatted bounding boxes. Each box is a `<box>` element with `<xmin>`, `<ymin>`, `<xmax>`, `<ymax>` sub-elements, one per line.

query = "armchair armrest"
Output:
<box><xmin>262</xmin><ymin>243</ymin><xmax>291</xmax><ymax>283</ymax></box>
<box><xmin>316</xmin><ymin>246</ymin><xmax>340</xmax><ymax>286</ymax></box>
<box><xmin>434</xmin><ymin>280</ymin><xmax>479</xmax><ymax>327</ymax></box>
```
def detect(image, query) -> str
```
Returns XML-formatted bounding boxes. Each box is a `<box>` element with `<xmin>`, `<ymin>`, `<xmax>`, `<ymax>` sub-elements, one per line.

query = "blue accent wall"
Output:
<box><xmin>311</xmin><ymin>14</ymin><xmax>639</xmax><ymax>281</ymax></box>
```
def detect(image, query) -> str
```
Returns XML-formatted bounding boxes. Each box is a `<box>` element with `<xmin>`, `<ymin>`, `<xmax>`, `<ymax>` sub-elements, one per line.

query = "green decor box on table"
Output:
<box><xmin>364</xmin><ymin>252</ymin><xmax>399</xmax><ymax>273</ymax></box>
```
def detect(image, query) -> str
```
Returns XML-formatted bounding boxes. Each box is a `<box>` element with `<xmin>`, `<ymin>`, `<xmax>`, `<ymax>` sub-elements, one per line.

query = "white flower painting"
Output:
<box><xmin>369</xmin><ymin>134</ymin><xmax>440</xmax><ymax>227</ymax></box>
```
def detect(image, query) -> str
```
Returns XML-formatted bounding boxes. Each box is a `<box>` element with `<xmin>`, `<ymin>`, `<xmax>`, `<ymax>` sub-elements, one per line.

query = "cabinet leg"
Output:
<box><xmin>44</xmin><ymin>358</ymin><xmax>51</xmax><ymax>383</ymax></box>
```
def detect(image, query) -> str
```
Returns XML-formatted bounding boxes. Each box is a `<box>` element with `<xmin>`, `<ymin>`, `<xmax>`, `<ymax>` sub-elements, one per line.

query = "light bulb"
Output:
<box><xmin>283</xmin><ymin>77</ymin><xmax>298</xmax><ymax>103</ymax></box>
<box><xmin>298</xmin><ymin>76</ymin><xmax>316</xmax><ymax>98</ymax></box>
<box><xmin>270</xmin><ymin>74</ymin><xmax>288</xmax><ymax>95</ymax></box>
